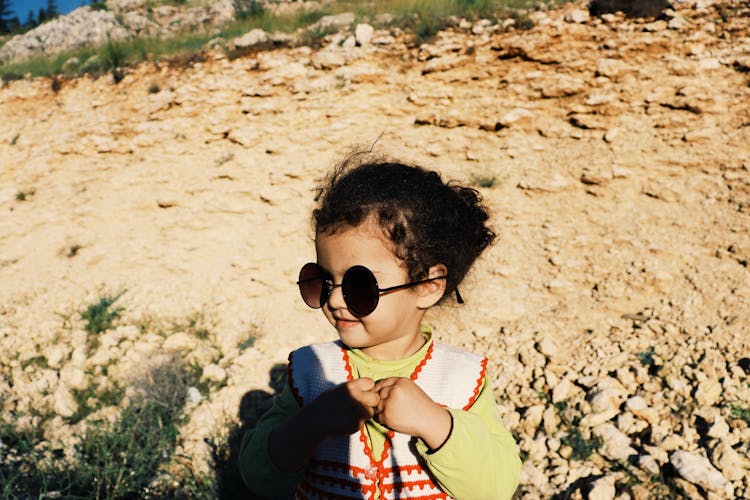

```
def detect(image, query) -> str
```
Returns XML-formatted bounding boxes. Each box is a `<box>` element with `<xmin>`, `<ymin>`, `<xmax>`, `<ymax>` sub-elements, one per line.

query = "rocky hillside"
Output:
<box><xmin>0</xmin><ymin>0</ymin><xmax>236</xmax><ymax>65</ymax></box>
<box><xmin>1</xmin><ymin>0</ymin><xmax>749</xmax><ymax>497</ymax></box>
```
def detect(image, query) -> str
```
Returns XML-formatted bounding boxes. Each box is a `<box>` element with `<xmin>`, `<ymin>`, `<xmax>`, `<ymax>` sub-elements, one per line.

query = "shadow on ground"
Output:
<box><xmin>209</xmin><ymin>363</ymin><xmax>288</xmax><ymax>500</ymax></box>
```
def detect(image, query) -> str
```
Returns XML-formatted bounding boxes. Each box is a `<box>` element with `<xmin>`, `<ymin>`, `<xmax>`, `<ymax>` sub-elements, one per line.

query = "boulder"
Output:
<box><xmin>670</xmin><ymin>450</ymin><xmax>733</xmax><ymax>496</ymax></box>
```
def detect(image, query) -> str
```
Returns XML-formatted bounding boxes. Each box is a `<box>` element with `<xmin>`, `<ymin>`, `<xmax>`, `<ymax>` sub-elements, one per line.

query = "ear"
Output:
<box><xmin>416</xmin><ymin>264</ymin><xmax>448</xmax><ymax>309</ymax></box>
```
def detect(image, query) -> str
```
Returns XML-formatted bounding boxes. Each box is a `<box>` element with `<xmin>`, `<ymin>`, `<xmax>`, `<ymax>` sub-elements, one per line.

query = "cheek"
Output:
<box><xmin>321</xmin><ymin>306</ymin><xmax>335</xmax><ymax>324</ymax></box>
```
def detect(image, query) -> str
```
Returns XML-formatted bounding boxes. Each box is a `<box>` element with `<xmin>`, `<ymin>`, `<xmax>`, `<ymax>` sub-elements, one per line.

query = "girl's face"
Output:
<box><xmin>314</xmin><ymin>221</ymin><xmax>431</xmax><ymax>361</ymax></box>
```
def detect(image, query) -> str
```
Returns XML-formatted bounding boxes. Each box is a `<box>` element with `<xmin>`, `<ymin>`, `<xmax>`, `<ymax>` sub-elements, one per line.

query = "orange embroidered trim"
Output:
<box><xmin>462</xmin><ymin>356</ymin><xmax>488</xmax><ymax>411</ymax></box>
<box><xmin>376</xmin><ymin>431</ymin><xmax>395</xmax><ymax>485</ymax></box>
<box><xmin>341</xmin><ymin>346</ymin><xmax>354</xmax><ymax>381</ymax></box>
<box><xmin>287</xmin><ymin>351</ymin><xmax>304</xmax><ymax>406</ymax></box>
<box><xmin>410</xmin><ymin>342</ymin><xmax>433</xmax><ymax>381</ymax></box>
<box><xmin>310</xmin><ymin>460</ymin><xmax>424</xmax><ymax>477</ymax></box>
<box><xmin>382</xmin><ymin>478</ymin><xmax>436</xmax><ymax>493</ymax></box>
<box><xmin>389</xmin><ymin>464</ymin><xmax>423</xmax><ymax>475</ymax></box>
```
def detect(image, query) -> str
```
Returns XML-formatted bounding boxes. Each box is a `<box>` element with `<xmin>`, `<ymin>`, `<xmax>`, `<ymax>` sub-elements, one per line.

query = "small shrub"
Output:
<box><xmin>510</xmin><ymin>10</ymin><xmax>534</xmax><ymax>30</ymax></box>
<box><xmin>81</xmin><ymin>291</ymin><xmax>125</xmax><ymax>341</ymax></box>
<box><xmin>90</xmin><ymin>1</ymin><xmax>108</xmax><ymax>11</ymax></box>
<box><xmin>185</xmin><ymin>362</ymin><xmax>212</xmax><ymax>396</ymax></box>
<box><xmin>68</xmin><ymin>383</ymin><xmax>125</xmax><ymax>424</ymax></box>
<box><xmin>472</xmin><ymin>175</ymin><xmax>497</xmax><ymax>188</ymax></box>
<box><xmin>0</xmin><ymin>421</ymin><xmax>55</xmax><ymax>497</ymax></box>
<box><xmin>10</xmin><ymin>133</ymin><xmax>19</xmax><ymax>145</ymax></box>
<box><xmin>638</xmin><ymin>348</ymin><xmax>655</xmax><ymax>367</ymax></box>
<box><xmin>65</xmin><ymin>356</ymin><xmax>188</xmax><ymax>497</ymax></box>
<box><xmin>178</xmin><ymin>312</ymin><xmax>212</xmax><ymax>340</ymax></box>
<box><xmin>148</xmin><ymin>82</ymin><xmax>160</xmax><ymax>94</ymax></box>
<box><xmin>234</xmin><ymin>0</ymin><xmax>265</xmax><ymax>20</ymax></box>
<box><xmin>68</xmin><ymin>401</ymin><xmax>182</xmax><ymax>495</ymax></box>
<box><xmin>15</xmin><ymin>189</ymin><xmax>33</xmax><ymax>201</ymax></box>
<box><xmin>731</xmin><ymin>405</ymin><xmax>750</xmax><ymax>425</ymax></box>
<box><xmin>553</xmin><ymin>400</ymin><xmax>568</xmax><ymax>413</ymax></box>
<box><xmin>105</xmin><ymin>36</ymin><xmax>126</xmax><ymax>83</ymax></box>
<box><xmin>237</xmin><ymin>333</ymin><xmax>256</xmax><ymax>352</ymax></box>
<box><xmin>561</xmin><ymin>428</ymin><xmax>601</xmax><ymax>461</ymax></box>
<box><xmin>20</xmin><ymin>355</ymin><xmax>48</xmax><ymax>369</ymax></box>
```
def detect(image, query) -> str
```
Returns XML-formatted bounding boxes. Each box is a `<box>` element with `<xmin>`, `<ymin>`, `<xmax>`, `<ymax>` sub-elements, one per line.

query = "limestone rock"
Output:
<box><xmin>309</xmin><ymin>12</ymin><xmax>355</xmax><ymax>32</ymax></box>
<box><xmin>539</xmin><ymin>75</ymin><xmax>587</xmax><ymax>98</ymax></box>
<box><xmin>422</xmin><ymin>55</ymin><xmax>463</xmax><ymax>75</ymax></box>
<box><xmin>595</xmin><ymin>58</ymin><xmax>631</xmax><ymax>80</ymax></box>
<box><xmin>711</xmin><ymin>440</ymin><xmax>750</xmax><ymax>482</ymax></box>
<box><xmin>589</xmin><ymin>378</ymin><xmax>628</xmax><ymax>414</ymax></box>
<box><xmin>231</xmin><ymin>29</ymin><xmax>268</xmax><ymax>51</ymax></box>
<box><xmin>0</xmin><ymin>7</ymin><xmax>129</xmax><ymax>64</ymax></box>
<box><xmin>312</xmin><ymin>48</ymin><xmax>349</xmax><ymax>69</ymax></box>
<box><xmin>201</xmin><ymin>364</ymin><xmax>227</xmax><ymax>384</ymax></box>
<box><xmin>497</xmin><ymin>108</ymin><xmax>534</xmax><ymax>129</ymax></box>
<box><xmin>707</xmin><ymin>415</ymin><xmax>730</xmax><ymax>439</ymax></box>
<box><xmin>625</xmin><ymin>396</ymin><xmax>660</xmax><ymax>426</ymax></box>
<box><xmin>670</xmin><ymin>450</ymin><xmax>733</xmax><ymax>496</ymax></box>
<box><xmin>355</xmin><ymin>23</ymin><xmax>374</xmax><ymax>46</ymax></box>
<box><xmin>588</xmin><ymin>474</ymin><xmax>616</xmax><ymax>500</ymax></box>
<box><xmin>637</xmin><ymin>454</ymin><xmax>661</xmax><ymax>475</ymax></box>
<box><xmin>53</xmin><ymin>385</ymin><xmax>78</xmax><ymax>418</ymax></box>
<box><xmin>163</xmin><ymin>332</ymin><xmax>194</xmax><ymax>352</ymax></box>
<box><xmin>695</xmin><ymin>378</ymin><xmax>722</xmax><ymax>406</ymax></box>
<box><xmin>564</xmin><ymin>9</ymin><xmax>590</xmax><ymax>24</ymax></box>
<box><xmin>594</xmin><ymin>423</ymin><xmax>637</xmax><ymax>462</ymax></box>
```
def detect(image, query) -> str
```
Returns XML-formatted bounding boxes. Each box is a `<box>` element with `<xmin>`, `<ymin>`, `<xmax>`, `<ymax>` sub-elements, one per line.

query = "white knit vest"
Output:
<box><xmin>288</xmin><ymin>340</ymin><xmax>487</xmax><ymax>500</ymax></box>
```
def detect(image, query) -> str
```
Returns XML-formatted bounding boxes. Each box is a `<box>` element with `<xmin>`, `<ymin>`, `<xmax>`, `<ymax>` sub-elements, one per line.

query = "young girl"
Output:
<box><xmin>239</xmin><ymin>155</ymin><xmax>521</xmax><ymax>499</ymax></box>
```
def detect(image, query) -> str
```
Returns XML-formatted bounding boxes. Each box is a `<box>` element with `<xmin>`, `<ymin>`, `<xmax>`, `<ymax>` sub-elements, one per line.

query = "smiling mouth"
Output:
<box><xmin>335</xmin><ymin>318</ymin><xmax>360</xmax><ymax>329</ymax></box>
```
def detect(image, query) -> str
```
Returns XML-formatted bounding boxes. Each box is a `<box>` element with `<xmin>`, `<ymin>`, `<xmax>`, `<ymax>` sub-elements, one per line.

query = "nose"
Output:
<box><xmin>326</xmin><ymin>283</ymin><xmax>346</xmax><ymax>311</ymax></box>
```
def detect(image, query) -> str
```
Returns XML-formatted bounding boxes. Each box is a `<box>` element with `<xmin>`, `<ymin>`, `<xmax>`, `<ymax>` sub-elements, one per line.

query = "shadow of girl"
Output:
<box><xmin>208</xmin><ymin>363</ymin><xmax>288</xmax><ymax>499</ymax></box>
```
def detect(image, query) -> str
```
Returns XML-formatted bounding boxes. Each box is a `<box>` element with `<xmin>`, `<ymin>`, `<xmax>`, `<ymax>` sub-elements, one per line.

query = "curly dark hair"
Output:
<box><xmin>313</xmin><ymin>154</ymin><xmax>495</xmax><ymax>302</ymax></box>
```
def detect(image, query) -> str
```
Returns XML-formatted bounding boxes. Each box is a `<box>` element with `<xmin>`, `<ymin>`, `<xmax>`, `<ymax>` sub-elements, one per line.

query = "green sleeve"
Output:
<box><xmin>238</xmin><ymin>382</ymin><xmax>303</xmax><ymax>498</ymax></box>
<box><xmin>415</xmin><ymin>377</ymin><xmax>521</xmax><ymax>500</ymax></box>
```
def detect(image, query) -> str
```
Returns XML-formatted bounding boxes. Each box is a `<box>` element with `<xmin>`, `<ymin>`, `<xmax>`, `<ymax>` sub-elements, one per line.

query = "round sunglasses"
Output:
<box><xmin>297</xmin><ymin>262</ymin><xmax>447</xmax><ymax>317</ymax></box>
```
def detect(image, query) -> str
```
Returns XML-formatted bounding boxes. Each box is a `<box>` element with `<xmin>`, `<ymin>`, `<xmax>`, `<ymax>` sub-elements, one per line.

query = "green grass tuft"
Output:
<box><xmin>237</xmin><ymin>333</ymin><xmax>256</xmax><ymax>352</ymax></box>
<box><xmin>637</xmin><ymin>348</ymin><xmax>655</xmax><ymax>367</ymax></box>
<box><xmin>0</xmin><ymin>356</ymin><xmax>194</xmax><ymax>498</ymax></box>
<box><xmin>730</xmin><ymin>404</ymin><xmax>750</xmax><ymax>425</ymax></box>
<box><xmin>561</xmin><ymin>428</ymin><xmax>602</xmax><ymax>461</ymax></box>
<box><xmin>81</xmin><ymin>291</ymin><xmax>125</xmax><ymax>339</ymax></box>
<box><xmin>20</xmin><ymin>355</ymin><xmax>48</xmax><ymax>369</ymax></box>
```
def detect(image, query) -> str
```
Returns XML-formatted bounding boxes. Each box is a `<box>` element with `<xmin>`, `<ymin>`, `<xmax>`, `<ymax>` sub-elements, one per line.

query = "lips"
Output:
<box><xmin>334</xmin><ymin>316</ymin><xmax>360</xmax><ymax>329</ymax></box>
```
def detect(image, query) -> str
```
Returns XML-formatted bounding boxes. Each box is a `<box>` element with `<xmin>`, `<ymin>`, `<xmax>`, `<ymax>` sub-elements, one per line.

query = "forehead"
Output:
<box><xmin>314</xmin><ymin>221</ymin><xmax>404</xmax><ymax>274</ymax></box>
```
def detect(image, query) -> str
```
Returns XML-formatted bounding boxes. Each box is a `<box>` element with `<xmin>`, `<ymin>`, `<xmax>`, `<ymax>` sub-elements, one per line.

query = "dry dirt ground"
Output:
<box><xmin>1</xmin><ymin>0</ymin><xmax>749</xmax><ymax>497</ymax></box>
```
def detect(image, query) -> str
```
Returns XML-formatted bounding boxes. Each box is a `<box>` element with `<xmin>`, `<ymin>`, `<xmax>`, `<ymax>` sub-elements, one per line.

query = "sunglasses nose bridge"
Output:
<box><xmin>325</xmin><ymin>282</ymin><xmax>347</xmax><ymax>310</ymax></box>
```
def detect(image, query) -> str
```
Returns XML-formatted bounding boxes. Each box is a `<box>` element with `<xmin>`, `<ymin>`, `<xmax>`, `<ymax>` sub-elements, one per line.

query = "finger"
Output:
<box><xmin>374</xmin><ymin>399</ymin><xmax>386</xmax><ymax>419</ymax></box>
<box><xmin>354</xmin><ymin>377</ymin><xmax>376</xmax><ymax>391</ymax></box>
<box><xmin>374</xmin><ymin>377</ymin><xmax>399</xmax><ymax>391</ymax></box>
<box><xmin>378</xmin><ymin>384</ymin><xmax>392</xmax><ymax>401</ymax></box>
<box><xmin>359</xmin><ymin>390</ymin><xmax>381</xmax><ymax>409</ymax></box>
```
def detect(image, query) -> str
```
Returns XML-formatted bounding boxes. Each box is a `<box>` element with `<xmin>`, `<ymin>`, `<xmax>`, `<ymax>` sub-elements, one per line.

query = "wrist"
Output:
<box><xmin>420</xmin><ymin>407</ymin><xmax>453</xmax><ymax>451</ymax></box>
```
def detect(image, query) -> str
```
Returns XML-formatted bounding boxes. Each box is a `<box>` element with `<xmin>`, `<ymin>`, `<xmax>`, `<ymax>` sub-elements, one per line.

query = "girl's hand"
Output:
<box><xmin>269</xmin><ymin>378</ymin><xmax>380</xmax><ymax>472</ymax></box>
<box><xmin>373</xmin><ymin>377</ymin><xmax>452</xmax><ymax>450</ymax></box>
<box><xmin>312</xmin><ymin>377</ymin><xmax>381</xmax><ymax>435</ymax></box>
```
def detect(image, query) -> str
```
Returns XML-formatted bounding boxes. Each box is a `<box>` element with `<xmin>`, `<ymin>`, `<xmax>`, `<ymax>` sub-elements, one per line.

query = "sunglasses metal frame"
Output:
<box><xmin>297</xmin><ymin>263</ymin><xmax>447</xmax><ymax>316</ymax></box>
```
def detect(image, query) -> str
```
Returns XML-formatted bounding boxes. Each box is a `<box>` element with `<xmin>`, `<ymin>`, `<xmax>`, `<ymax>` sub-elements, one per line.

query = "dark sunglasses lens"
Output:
<box><xmin>298</xmin><ymin>263</ymin><xmax>327</xmax><ymax>309</ymax></box>
<box><xmin>342</xmin><ymin>266</ymin><xmax>379</xmax><ymax>316</ymax></box>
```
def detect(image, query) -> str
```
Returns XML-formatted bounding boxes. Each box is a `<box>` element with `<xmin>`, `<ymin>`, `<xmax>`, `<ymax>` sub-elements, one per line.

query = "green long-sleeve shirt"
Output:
<box><xmin>239</xmin><ymin>334</ymin><xmax>521</xmax><ymax>499</ymax></box>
